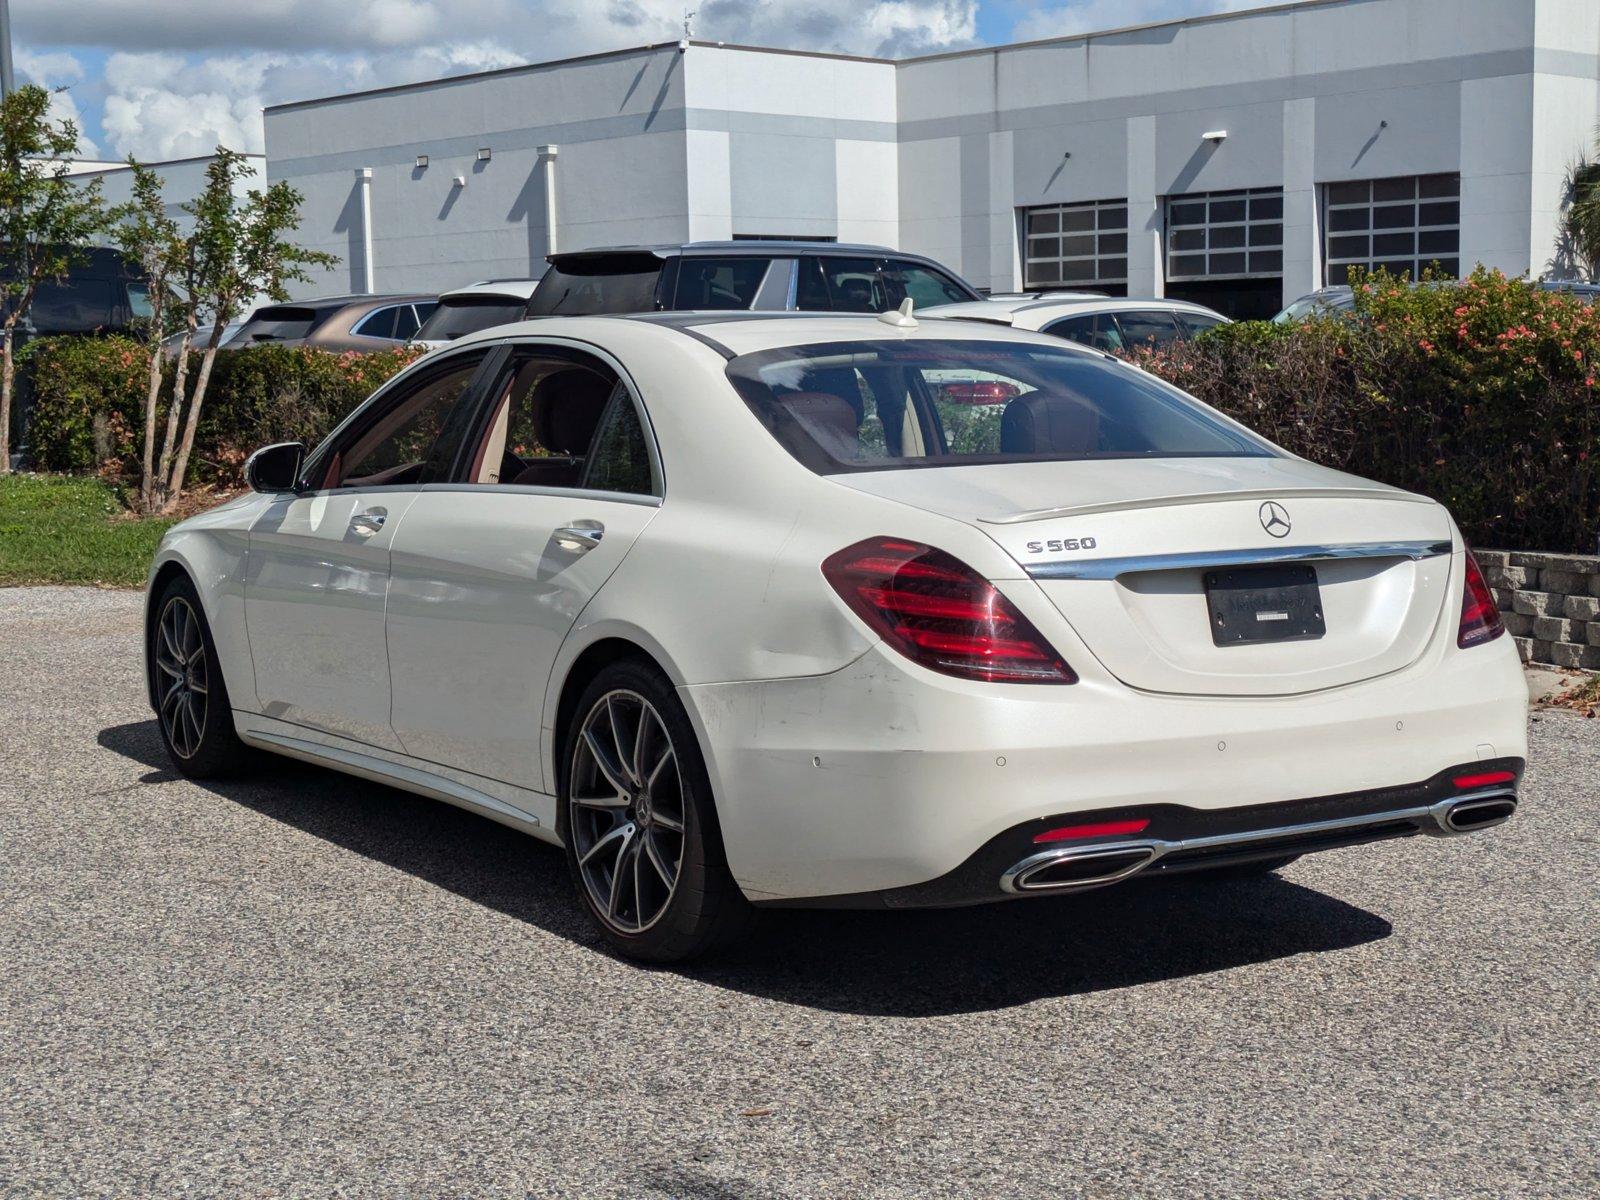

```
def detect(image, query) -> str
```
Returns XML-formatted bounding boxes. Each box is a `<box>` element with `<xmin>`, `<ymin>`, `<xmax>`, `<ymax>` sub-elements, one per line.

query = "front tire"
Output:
<box><xmin>559</xmin><ymin>659</ymin><xmax>753</xmax><ymax>963</ymax></box>
<box><xmin>150</xmin><ymin>575</ymin><xmax>249</xmax><ymax>779</ymax></box>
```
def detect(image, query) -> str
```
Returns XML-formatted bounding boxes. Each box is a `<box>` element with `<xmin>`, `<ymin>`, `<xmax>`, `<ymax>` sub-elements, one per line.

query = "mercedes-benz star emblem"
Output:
<box><xmin>1259</xmin><ymin>501</ymin><xmax>1292</xmax><ymax>538</ymax></box>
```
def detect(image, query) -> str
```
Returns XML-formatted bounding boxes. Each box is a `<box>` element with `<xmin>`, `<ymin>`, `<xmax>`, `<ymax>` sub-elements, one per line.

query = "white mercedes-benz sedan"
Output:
<box><xmin>144</xmin><ymin>308</ymin><xmax>1527</xmax><ymax>961</ymax></box>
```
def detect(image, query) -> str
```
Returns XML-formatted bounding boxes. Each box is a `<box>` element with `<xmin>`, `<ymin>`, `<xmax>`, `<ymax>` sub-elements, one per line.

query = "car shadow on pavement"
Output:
<box><xmin>99</xmin><ymin>719</ymin><xmax>1393</xmax><ymax>1018</ymax></box>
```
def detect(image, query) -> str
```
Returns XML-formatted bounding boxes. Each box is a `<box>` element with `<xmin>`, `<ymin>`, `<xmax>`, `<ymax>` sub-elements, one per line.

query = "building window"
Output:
<box><xmin>1022</xmin><ymin>200</ymin><xmax>1129</xmax><ymax>293</ymax></box>
<box><xmin>1164</xmin><ymin>187</ymin><xmax>1284</xmax><ymax>282</ymax></box>
<box><xmin>1322</xmin><ymin>174</ymin><xmax>1460</xmax><ymax>285</ymax></box>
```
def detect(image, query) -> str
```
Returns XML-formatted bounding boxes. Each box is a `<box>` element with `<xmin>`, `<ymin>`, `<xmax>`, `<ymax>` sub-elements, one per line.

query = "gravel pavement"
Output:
<box><xmin>1</xmin><ymin>586</ymin><xmax>1596</xmax><ymax>1199</ymax></box>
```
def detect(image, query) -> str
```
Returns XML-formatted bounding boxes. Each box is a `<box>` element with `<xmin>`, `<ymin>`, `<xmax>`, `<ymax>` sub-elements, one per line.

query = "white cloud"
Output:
<box><xmin>1010</xmin><ymin>0</ymin><xmax>1280</xmax><ymax>41</ymax></box>
<box><xmin>13</xmin><ymin>47</ymin><xmax>101</xmax><ymax>157</ymax></box>
<box><xmin>17</xmin><ymin>0</ymin><xmax>978</xmax><ymax>160</ymax></box>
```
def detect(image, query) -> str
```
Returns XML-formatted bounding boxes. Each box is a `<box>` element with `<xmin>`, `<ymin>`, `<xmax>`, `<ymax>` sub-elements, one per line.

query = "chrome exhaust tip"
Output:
<box><xmin>1439</xmin><ymin>794</ymin><xmax>1517</xmax><ymax>834</ymax></box>
<box><xmin>1002</xmin><ymin>843</ymin><xmax>1160</xmax><ymax>893</ymax></box>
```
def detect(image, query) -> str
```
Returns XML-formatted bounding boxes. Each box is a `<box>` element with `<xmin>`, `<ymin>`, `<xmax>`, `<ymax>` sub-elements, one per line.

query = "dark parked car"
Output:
<box><xmin>524</xmin><ymin>242</ymin><xmax>981</xmax><ymax>317</ymax></box>
<box><xmin>2</xmin><ymin>246</ymin><xmax>152</xmax><ymax>336</ymax></box>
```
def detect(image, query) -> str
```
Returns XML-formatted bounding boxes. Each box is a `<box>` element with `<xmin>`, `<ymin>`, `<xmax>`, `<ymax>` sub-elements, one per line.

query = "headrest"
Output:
<box><xmin>1000</xmin><ymin>392</ymin><xmax>1101</xmax><ymax>456</ymax></box>
<box><xmin>779</xmin><ymin>391</ymin><xmax>860</xmax><ymax>459</ymax></box>
<box><xmin>532</xmin><ymin>368</ymin><xmax>613</xmax><ymax>456</ymax></box>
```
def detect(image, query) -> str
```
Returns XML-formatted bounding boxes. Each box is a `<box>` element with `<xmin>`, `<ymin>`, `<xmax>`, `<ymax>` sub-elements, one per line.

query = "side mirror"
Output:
<box><xmin>245</xmin><ymin>442</ymin><xmax>306</xmax><ymax>493</ymax></box>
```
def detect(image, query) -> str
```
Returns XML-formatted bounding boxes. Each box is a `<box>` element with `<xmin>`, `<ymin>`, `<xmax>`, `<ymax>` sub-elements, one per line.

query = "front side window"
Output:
<box><xmin>1045</xmin><ymin>313</ymin><xmax>1125</xmax><ymax>353</ymax></box>
<box><xmin>882</xmin><ymin>262</ymin><xmax>973</xmax><ymax>308</ymax></box>
<box><xmin>324</xmin><ymin>354</ymin><xmax>486</xmax><ymax>489</ymax></box>
<box><xmin>1114</xmin><ymin>310</ymin><xmax>1184</xmax><ymax>351</ymax></box>
<box><xmin>797</xmin><ymin>256</ymin><xmax>887</xmax><ymax>312</ymax></box>
<box><xmin>726</xmin><ymin>339</ymin><xmax>1272</xmax><ymax>475</ymax></box>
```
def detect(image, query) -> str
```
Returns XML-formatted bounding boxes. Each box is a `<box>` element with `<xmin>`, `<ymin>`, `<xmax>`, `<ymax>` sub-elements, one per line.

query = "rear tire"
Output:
<box><xmin>558</xmin><ymin>658</ymin><xmax>754</xmax><ymax>963</ymax></box>
<box><xmin>150</xmin><ymin>575</ymin><xmax>250</xmax><ymax>779</ymax></box>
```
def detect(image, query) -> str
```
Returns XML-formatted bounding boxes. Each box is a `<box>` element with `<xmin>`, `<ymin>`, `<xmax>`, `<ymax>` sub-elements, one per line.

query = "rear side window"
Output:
<box><xmin>584</xmin><ymin>391</ymin><xmax>655</xmax><ymax>495</ymax></box>
<box><xmin>416</xmin><ymin>296</ymin><xmax>526</xmax><ymax>341</ymax></box>
<box><xmin>29</xmin><ymin>279</ymin><xmax>115</xmax><ymax>332</ymax></box>
<box><xmin>673</xmin><ymin>257</ymin><xmax>769</xmax><ymax>310</ymax></box>
<box><xmin>355</xmin><ymin>306</ymin><xmax>399</xmax><ymax>339</ymax></box>
<box><xmin>527</xmin><ymin>256</ymin><xmax>663</xmax><ymax>315</ymax></box>
<box><xmin>725</xmin><ymin>339</ymin><xmax>1272</xmax><ymax>474</ymax></box>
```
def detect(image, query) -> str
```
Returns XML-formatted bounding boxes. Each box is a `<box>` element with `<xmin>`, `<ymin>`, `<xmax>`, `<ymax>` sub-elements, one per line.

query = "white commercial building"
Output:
<box><xmin>266</xmin><ymin>0</ymin><xmax>1600</xmax><ymax>317</ymax></box>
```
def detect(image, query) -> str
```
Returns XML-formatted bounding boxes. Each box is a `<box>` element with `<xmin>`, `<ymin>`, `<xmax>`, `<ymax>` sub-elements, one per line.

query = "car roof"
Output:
<box><xmin>547</xmin><ymin>241</ymin><xmax>958</xmax><ymax>266</ymax></box>
<box><xmin>924</xmin><ymin>296</ymin><xmax>1228</xmax><ymax>323</ymax></box>
<box><xmin>253</xmin><ymin>294</ymin><xmax>433</xmax><ymax>313</ymax></box>
<box><xmin>441</xmin><ymin>308</ymin><xmax>1105</xmax><ymax>362</ymax></box>
<box><xmin>438</xmin><ymin>279</ymin><xmax>540</xmax><ymax>301</ymax></box>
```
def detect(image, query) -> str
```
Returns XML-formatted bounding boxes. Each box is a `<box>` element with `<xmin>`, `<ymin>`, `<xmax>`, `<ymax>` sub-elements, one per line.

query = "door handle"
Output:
<box><xmin>554</xmin><ymin>523</ymin><xmax>604</xmax><ymax>552</ymax></box>
<box><xmin>350</xmin><ymin>509</ymin><xmax>388</xmax><ymax>536</ymax></box>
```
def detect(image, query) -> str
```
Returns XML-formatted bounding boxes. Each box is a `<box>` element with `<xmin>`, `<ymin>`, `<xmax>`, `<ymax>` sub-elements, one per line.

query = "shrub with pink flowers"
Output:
<box><xmin>25</xmin><ymin>338</ymin><xmax>424</xmax><ymax>489</ymax></box>
<box><xmin>1129</xmin><ymin>268</ymin><xmax>1600</xmax><ymax>552</ymax></box>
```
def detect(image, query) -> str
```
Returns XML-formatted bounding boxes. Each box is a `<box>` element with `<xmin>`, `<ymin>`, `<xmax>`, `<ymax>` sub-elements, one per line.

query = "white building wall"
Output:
<box><xmin>262</xmin><ymin>0</ymin><xmax>1600</xmax><ymax>305</ymax></box>
<box><xmin>266</xmin><ymin>47</ymin><xmax>691</xmax><ymax>297</ymax></box>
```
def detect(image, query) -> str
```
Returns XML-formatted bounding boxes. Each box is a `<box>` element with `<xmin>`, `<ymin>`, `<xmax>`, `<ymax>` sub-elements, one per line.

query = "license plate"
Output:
<box><xmin>1204</xmin><ymin>563</ymin><xmax>1325</xmax><ymax>646</ymax></box>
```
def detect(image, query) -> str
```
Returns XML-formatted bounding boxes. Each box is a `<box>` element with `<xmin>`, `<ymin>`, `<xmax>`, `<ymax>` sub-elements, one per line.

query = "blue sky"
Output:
<box><xmin>10</xmin><ymin>0</ymin><xmax>1277</xmax><ymax>161</ymax></box>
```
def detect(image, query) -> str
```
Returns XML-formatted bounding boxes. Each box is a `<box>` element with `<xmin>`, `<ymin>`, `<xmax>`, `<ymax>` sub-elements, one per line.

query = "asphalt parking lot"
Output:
<box><xmin>1</xmin><ymin>586</ymin><xmax>1596</xmax><ymax>1199</ymax></box>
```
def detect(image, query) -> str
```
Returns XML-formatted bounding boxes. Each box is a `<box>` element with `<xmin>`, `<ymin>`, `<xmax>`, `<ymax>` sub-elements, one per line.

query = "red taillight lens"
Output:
<box><xmin>822</xmin><ymin>536</ymin><xmax>1076</xmax><ymax>684</ymax></box>
<box><xmin>1457</xmin><ymin>548</ymin><xmax>1505</xmax><ymax>649</ymax></box>
<box><xmin>1453</xmin><ymin>770</ymin><xmax>1515</xmax><ymax>790</ymax></box>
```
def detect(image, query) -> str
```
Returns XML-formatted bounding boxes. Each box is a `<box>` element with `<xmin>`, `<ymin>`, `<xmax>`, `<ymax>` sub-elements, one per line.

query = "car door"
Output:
<box><xmin>243</xmin><ymin>348</ymin><xmax>496</xmax><ymax>749</ymax></box>
<box><xmin>384</xmin><ymin>342</ymin><xmax>662</xmax><ymax>802</ymax></box>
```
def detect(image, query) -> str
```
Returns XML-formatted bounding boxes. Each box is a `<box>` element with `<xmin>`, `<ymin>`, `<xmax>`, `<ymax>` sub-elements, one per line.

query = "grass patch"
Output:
<box><xmin>0</xmin><ymin>473</ymin><xmax>173</xmax><ymax>588</ymax></box>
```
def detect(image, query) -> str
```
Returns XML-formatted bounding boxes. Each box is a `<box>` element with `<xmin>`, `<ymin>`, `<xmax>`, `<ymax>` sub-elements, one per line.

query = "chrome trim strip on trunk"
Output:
<box><xmin>981</xmin><ymin>486</ymin><xmax>1437</xmax><ymax>525</ymax></box>
<box><xmin>1000</xmin><ymin>789</ymin><xmax>1514</xmax><ymax>894</ymax></box>
<box><xmin>1025</xmin><ymin>539</ymin><xmax>1453</xmax><ymax>581</ymax></box>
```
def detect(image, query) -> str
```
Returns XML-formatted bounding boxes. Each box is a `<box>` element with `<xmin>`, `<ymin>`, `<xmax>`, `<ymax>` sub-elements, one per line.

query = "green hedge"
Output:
<box><xmin>1130</xmin><ymin>268</ymin><xmax>1600</xmax><ymax>553</ymax></box>
<box><xmin>25</xmin><ymin>338</ymin><xmax>422</xmax><ymax>487</ymax></box>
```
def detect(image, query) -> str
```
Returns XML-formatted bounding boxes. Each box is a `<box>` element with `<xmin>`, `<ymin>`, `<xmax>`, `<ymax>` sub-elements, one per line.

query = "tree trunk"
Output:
<box><xmin>0</xmin><ymin>321</ymin><xmax>13</xmax><ymax>476</ymax></box>
<box><xmin>137</xmin><ymin>297</ymin><xmax>166</xmax><ymax>514</ymax></box>
<box><xmin>156</xmin><ymin>319</ymin><xmax>195</xmax><ymax>510</ymax></box>
<box><xmin>161</xmin><ymin>322</ymin><xmax>225</xmax><ymax>514</ymax></box>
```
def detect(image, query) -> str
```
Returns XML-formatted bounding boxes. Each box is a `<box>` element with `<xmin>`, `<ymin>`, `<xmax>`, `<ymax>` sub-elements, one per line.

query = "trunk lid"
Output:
<box><xmin>835</xmin><ymin>458</ymin><xmax>1456</xmax><ymax>696</ymax></box>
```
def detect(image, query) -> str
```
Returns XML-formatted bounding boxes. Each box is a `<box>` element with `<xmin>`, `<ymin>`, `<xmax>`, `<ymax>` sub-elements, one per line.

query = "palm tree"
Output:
<box><xmin>1564</xmin><ymin>150</ymin><xmax>1600</xmax><ymax>280</ymax></box>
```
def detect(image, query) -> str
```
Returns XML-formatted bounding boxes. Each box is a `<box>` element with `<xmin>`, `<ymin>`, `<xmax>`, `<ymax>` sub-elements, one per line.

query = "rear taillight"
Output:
<box><xmin>822</xmin><ymin>536</ymin><xmax>1076</xmax><ymax>684</ymax></box>
<box><xmin>1457</xmin><ymin>548</ymin><xmax>1505</xmax><ymax>649</ymax></box>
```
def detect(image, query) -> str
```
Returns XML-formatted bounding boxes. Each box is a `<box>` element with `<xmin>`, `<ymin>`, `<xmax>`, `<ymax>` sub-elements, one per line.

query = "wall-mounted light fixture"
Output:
<box><xmin>452</xmin><ymin>174</ymin><xmax>466</xmax><ymax>187</ymax></box>
<box><xmin>1202</xmin><ymin>129</ymin><xmax>1228</xmax><ymax>143</ymax></box>
<box><xmin>1062</xmin><ymin>151</ymin><xmax>1072</xmax><ymax>160</ymax></box>
<box><xmin>414</xmin><ymin>154</ymin><xmax>429</xmax><ymax>169</ymax></box>
<box><xmin>477</xmin><ymin>146</ymin><xmax>492</xmax><ymax>162</ymax></box>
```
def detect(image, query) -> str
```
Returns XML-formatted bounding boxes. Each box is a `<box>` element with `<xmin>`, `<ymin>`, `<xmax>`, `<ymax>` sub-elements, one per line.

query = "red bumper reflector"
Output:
<box><xmin>1452</xmin><ymin>770</ymin><xmax>1515</xmax><ymax>790</ymax></box>
<box><xmin>1033</xmin><ymin>818</ymin><xmax>1151</xmax><ymax>844</ymax></box>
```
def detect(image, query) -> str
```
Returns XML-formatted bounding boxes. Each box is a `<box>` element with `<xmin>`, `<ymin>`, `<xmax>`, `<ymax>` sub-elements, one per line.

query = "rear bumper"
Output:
<box><xmin>683</xmin><ymin>632</ymin><xmax>1528</xmax><ymax>903</ymax></box>
<box><xmin>757</xmin><ymin>758</ymin><xmax>1523</xmax><ymax>909</ymax></box>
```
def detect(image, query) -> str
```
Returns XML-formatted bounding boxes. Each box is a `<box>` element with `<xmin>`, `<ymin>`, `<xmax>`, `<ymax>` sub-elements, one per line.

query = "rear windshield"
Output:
<box><xmin>235</xmin><ymin>305</ymin><xmax>327</xmax><ymax>343</ymax></box>
<box><xmin>415</xmin><ymin>296</ymin><xmax>527</xmax><ymax>341</ymax></box>
<box><xmin>725</xmin><ymin>339</ymin><xmax>1273</xmax><ymax>474</ymax></box>
<box><xmin>526</xmin><ymin>256</ymin><xmax>663</xmax><ymax>316</ymax></box>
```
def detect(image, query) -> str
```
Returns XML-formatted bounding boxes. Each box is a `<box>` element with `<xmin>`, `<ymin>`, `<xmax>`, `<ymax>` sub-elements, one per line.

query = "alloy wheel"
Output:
<box><xmin>155</xmin><ymin>596</ymin><xmax>208</xmax><ymax>759</ymax></box>
<box><xmin>568</xmin><ymin>689</ymin><xmax>687</xmax><ymax>934</ymax></box>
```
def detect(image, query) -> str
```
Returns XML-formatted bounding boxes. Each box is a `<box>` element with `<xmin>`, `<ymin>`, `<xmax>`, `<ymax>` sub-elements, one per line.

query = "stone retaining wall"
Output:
<box><xmin>1476</xmin><ymin>550</ymin><xmax>1600</xmax><ymax>669</ymax></box>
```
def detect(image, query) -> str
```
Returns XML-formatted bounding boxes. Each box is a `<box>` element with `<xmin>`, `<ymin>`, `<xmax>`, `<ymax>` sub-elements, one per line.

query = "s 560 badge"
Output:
<box><xmin>1026</xmin><ymin>537</ymin><xmax>1098</xmax><ymax>553</ymax></box>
